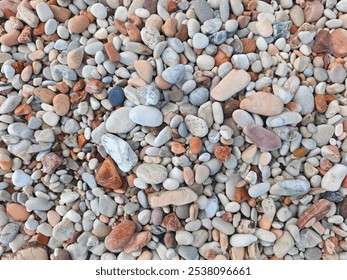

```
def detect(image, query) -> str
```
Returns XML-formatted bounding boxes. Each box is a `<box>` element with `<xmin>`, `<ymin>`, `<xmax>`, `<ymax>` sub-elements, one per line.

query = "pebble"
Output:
<box><xmin>240</xmin><ymin>92</ymin><xmax>284</xmax><ymax>116</ymax></box>
<box><xmin>105</xmin><ymin>220</ymin><xmax>135</xmax><ymax>252</ymax></box>
<box><xmin>273</xmin><ymin>231</ymin><xmax>294</xmax><ymax>258</ymax></box>
<box><xmin>311</xmin><ymin>124</ymin><xmax>335</xmax><ymax>147</ymax></box>
<box><xmin>211</xmin><ymin>69</ymin><xmax>251</xmax><ymax>101</ymax></box>
<box><xmin>105</xmin><ymin>107</ymin><xmax>136</xmax><ymax>134</ymax></box>
<box><xmin>243</xmin><ymin>124</ymin><xmax>282</xmax><ymax>151</ymax></box>
<box><xmin>12</xmin><ymin>170</ymin><xmax>33</xmax><ymax>187</ymax></box>
<box><xmin>129</xmin><ymin>105</ymin><xmax>163</xmax><ymax>127</ymax></box>
<box><xmin>136</xmin><ymin>163</ymin><xmax>168</xmax><ymax>184</ymax></box>
<box><xmin>270</xmin><ymin>179</ymin><xmax>310</xmax><ymax>196</ymax></box>
<box><xmin>229</xmin><ymin>234</ymin><xmax>258</xmax><ymax>247</ymax></box>
<box><xmin>192</xmin><ymin>33</ymin><xmax>209</xmax><ymax>49</ymax></box>
<box><xmin>321</xmin><ymin>164</ymin><xmax>347</xmax><ymax>192</ymax></box>
<box><xmin>194</xmin><ymin>0</ymin><xmax>214</xmax><ymax>23</ymax></box>
<box><xmin>0</xmin><ymin>223</ymin><xmax>20</xmax><ymax>244</ymax></box>
<box><xmin>185</xmin><ymin>115</ymin><xmax>209</xmax><ymax>137</ymax></box>
<box><xmin>108</xmin><ymin>86</ymin><xmax>125</xmax><ymax>106</ymax></box>
<box><xmin>162</xmin><ymin>64</ymin><xmax>185</xmax><ymax>84</ymax></box>
<box><xmin>101</xmin><ymin>134</ymin><xmax>138</xmax><ymax>172</ymax></box>
<box><xmin>150</xmin><ymin>187</ymin><xmax>197</xmax><ymax>207</ymax></box>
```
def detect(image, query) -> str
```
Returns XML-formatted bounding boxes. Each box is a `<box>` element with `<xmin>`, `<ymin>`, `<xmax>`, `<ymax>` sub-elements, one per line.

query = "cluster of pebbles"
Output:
<box><xmin>1</xmin><ymin>0</ymin><xmax>347</xmax><ymax>261</ymax></box>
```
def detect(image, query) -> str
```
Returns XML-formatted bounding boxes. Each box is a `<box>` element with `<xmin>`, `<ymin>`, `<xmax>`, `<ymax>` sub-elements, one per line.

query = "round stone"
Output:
<box><xmin>53</xmin><ymin>94</ymin><xmax>70</xmax><ymax>116</ymax></box>
<box><xmin>108</xmin><ymin>86</ymin><xmax>125</xmax><ymax>106</ymax></box>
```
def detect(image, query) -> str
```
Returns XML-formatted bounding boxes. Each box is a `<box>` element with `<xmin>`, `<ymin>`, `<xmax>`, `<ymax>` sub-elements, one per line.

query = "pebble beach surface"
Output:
<box><xmin>0</xmin><ymin>0</ymin><xmax>347</xmax><ymax>260</ymax></box>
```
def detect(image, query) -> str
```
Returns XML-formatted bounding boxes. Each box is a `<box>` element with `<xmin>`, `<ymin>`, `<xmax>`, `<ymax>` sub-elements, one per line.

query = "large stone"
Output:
<box><xmin>96</xmin><ymin>157</ymin><xmax>123</xmax><ymax>190</ymax></box>
<box><xmin>150</xmin><ymin>187</ymin><xmax>198</xmax><ymax>207</ymax></box>
<box><xmin>273</xmin><ymin>231</ymin><xmax>294</xmax><ymax>258</ymax></box>
<box><xmin>211</xmin><ymin>69</ymin><xmax>251</xmax><ymax>101</ymax></box>
<box><xmin>229</xmin><ymin>234</ymin><xmax>258</xmax><ymax>247</ymax></box>
<box><xmin>297</xmin><ymin>199</ymin><xmax>331</xmax><ymax>229</ymax></box>
<box><xmin>240</xmin><ymin>92</ymin><xmax>284</xmax><ymax>116</ymax></box>
<box><xmin>105</xmin><ymin>107</ymin><xmax>136</xmax><ymax>134</ymax></box>
<box><xmin>101</xmin><ymin>134</ymin><xmax>138</xmax><ymax>172</ymax></box>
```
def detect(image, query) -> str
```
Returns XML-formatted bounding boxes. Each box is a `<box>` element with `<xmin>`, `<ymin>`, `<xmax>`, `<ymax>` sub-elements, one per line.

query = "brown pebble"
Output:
<box><xmin>6</xmin><ymin>203</ymin><xmax>30</xmax><ymax>222</ymax></box>
<box><xmin>53</xmin><ymin>94</ymin><xmax>70</xmax><ymax>116</ymax></box>
<box><xmin>171</xmin><ymin>142</ymin><xmax>186</xmax><ymax>154</ymax></box>
<box><xmin>214</xmin><ymin>146</ymin><xmax>231</xmax><ymax>163</ymax></box>
<box><xmin>297</xmin><ymin>199</ymin><xmax>331</xmax><ymax>229</ymax></box>
<box><xmin>104</xmin><ymin>220</ymin><xmax>136</xmax><ymax>251</ymax></box>
<box><xmin>68</xmin><ymin>15</ymin><xmax>89</xmax><ymax>33</ymax></box>
<box><xmin>0</xmin><ymin>154</ymin><xmax>13</xmax><ymax>170</ymax></box>
<box><xmin>85</xmin><ymin>79</ymin><xmax>104</xmax><ymax>94</ymax></box>
<box><xmin>14</xmin><ymin>104</ymin><xmax>32</xmax><ymax>116</ymax></box>
<box><xmin>123</xmin><ymin>231</ymin><xmax>152</xmax><ymax>254</ymax></box>
<box><xmin>33</xmin><ymin>87</ymin><xmax>56</xmax><ymax>104</ymax></box>
<box><xmin>18</xmin><ymin>26</ymin><xmax>32</xmax><ymax>44</ymax></box>
<box><xmin>189</xmin><ymin>136</ymin><xmax>202</xmax><ymax>154</ymax></box>
<box><xmin>41</xmin><ymin>152</ymin><xmax>62</xmax><ymax>174</ymax></box>
<box><xmin>162</xmin><ymin>18</ymin><xmax>177</xmax><ymax>37</ymax></box>
<box><xmin>0</xmin><ymin>29</ymin><xmax>20</xmax><ymax>46</ymax></box>
<box><xmin>95</xmin><ymin>156</ymin><xmax>123</xmax><ymax>190</ymax></box>
<box><xmin>104</xmin><ymin>42</ymin><xmax>119</xmax><ymax>62</ymax></box>
<box><xmin>161</xmin><ymin>212</ymin><xmax>182</xmax><ymax>231</ymax></box>
<box><xmin>175</xmin><ymin>24</ymin><xmax>188</xmax><ymax>42</ymax></box>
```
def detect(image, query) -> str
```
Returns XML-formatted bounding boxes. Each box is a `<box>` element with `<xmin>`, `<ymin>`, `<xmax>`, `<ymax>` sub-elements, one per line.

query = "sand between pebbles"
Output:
<box><xmin>0</xmin><ymin>0</ymin><xmax>347</xmax><ymax>260</ymax></box>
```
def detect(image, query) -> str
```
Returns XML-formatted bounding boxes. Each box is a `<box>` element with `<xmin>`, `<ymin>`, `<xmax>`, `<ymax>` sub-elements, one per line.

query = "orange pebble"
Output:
<box><xmin>171</xmin><ymin>142</ymin><xmax>186</xmax><ymax>154</ymax></box>
<box><xmin>189</xmin><ymin>137</ymin><xmax>202</xmax><ymax>154</ymax></box>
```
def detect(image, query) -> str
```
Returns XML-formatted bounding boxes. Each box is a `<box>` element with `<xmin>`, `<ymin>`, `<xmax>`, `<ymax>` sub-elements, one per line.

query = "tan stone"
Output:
<box><xmin>240</xmin><ymin>92</ymin><xmax>284</xmax><ymax>116</ymax></box>
<box><xmin>134</xmin><ymin>60</ymin><xmax>153</xmax><ymax>84</ymax></box>
<box><xmin>211</xmin><ymin>69</ymin><xmax>251</xmax><ymax>101</ymax></box>
<box><xmin>53</xmin><ymin>94</ymin><xmax>70</xmax><ymax>116</ymax></box>
<box><xmin>0</xmin><ymin>30</ymin><xmax>20</xmax><ymax>46</ymax></box>
<box><xmin>33</xmin><ymin>87</ymin><xmax>56</xmax><ymax>104</ymax></box>
<box><xmin>68</xmin><ymin>15</ymin><xmax>89</xmax><ymax>33</ymax></box>
<box><xmin>7</xmin><ymin>203</ymin><xmax>30</xmax><ymax>222</ymax></box>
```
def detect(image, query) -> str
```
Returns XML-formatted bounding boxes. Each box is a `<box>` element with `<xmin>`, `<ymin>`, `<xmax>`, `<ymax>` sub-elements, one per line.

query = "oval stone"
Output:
<box><xmin>266</xmin><ymin>111</ymin><xmax>302</xmax><ymax>127</ymax></box>
<box><xmin>270</xmin><ymin>179</ymin><xmax>310</xmax><ymax>196</ymax></box>
<box><xmin>243</xmin><ymin>124</ymin><xmax>282</xmax><ymax>151</ymax></box>
<box><xmin>129</xmin><ymin>105</ymin><xmax>163</xmax><ymax>127</ymax></box>
<box><xmin>321</xmin><ymin>164</ymin><xmax>347</xmax><ymax>192</ymax></box>
<box><xmin>240</xmin><ymin>92</ymin><xmax>284</xmax><ymax>116</ymax></box>
<box><xmin>136</xmin><ymin>163</ymin><xmax>168</xmax><ymax>184</ymax></box>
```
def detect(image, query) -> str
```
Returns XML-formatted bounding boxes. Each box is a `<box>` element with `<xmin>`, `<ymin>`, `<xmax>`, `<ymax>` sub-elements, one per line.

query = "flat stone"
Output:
<box><xmin>129</xmin><ymin>105</ymin><xmax>163</xmax><ymax>127</ymax></box>
<box><xmin>321</xmin><ymin>164</ymin><xmax>347</xmax><ymax>192</ymax></box>
<box><xmin>297</xmin><ymin>199</ymin><xmax>331</xmax><ymax>229</ymax></box>
<box><xmin>68</xmin><ymin>15</ymin><xmax>89</xmax><ymax>33</ymax></box>
<box><xmin>136</xmin><ymin>163</ymin><xmax>168</xmax><ymax>184</ymax></box>
<box><xmin>99</xmin><ymin>195</ymin><xmax>117</xmax><ymax>217</ymax></box>
<box><xmin>101</xmin><ymin>134</ymin><xmax>138</xmax><ymax>172</ymax></box>
<box><xmin>243</xmin><ymin>124</ymin><xmax>282</xmax><ymax>151</ymax></box>
<box><xmin>137</xmin><ymin>83</ymin><xmax>160</xmax><ymax>106</ymax></box>
<box><xmin>53</xmin><ymin>94</ymin><xmax>70</xmax><ymax>116</ymax></box>
<box><xmin>17</xmin><ymin>5</ymin><xmax>39</xmax><ymax>28</ymax></box>
<box><xmin>273</xmin><ymin>231</ymin><xmax>294</xmax><ymax>258</ymax></box>
<box><xmin>248</xmin><ymin>182</ymin><xmax>270</xmax><ymax>198</ymax></box>
<box><xmin>212</xmin><ymin>217</ymin><xmax>235</xmax><ymax>235</ymax></box>
<box><xmin>311</xmin><ymin>124</ymin><xmax>334</xmax><ymax>147</ymax></box>
<box><xmin>266</xmin><ymin>111</ymin><xmax>302</xmax><ymax>127</ymax></box>
<box><xmin>0</xmin><ymin>95</ymin><xmax>22</xmax><ymax>114</ymax></box>
<box><xmin>177</xmin><ymin>245</ymin><xmax>198</xmax><ymax>260</ymax></box>
<box><xmin>52</xmin><ymin>220</ymin><xmax>75</xmax><ymax>242</ymax></box>
<box><xmin>293</xmin><ymin>86</ymin><xmax>314</xmax><ymax>115</ymax></box>
<box><xmin>162</xmin><ymin>64</ymin><xmax>185</xmax><ymax>84</ymax></box>
<box><xmin>0</xmin><ymin>223</ymin><xmax>20</xmax><ymax>244</ymax></box>
<box><xmin>150</xmin><ymin>187</ymin><xmax>198</xmax><ymax>207</ymax></box>
<box><xmin>33</xmin><ymin>87</ymin><xmax>55</xmax><ymax>104</ymax></box>
<box><xmin>270</xmin><ymin>179</ymin><xmax>310</xmax><ymax>196</ymax></box>
<box><xmin>36</xmin><ymin>2</ymin><xmax>54</xmax><ymax>22</ymax></box>
<box><xmin>105</xmin><ymin>220</ymin><xmax>136</xmax><ymax>252</ymax></box>
<box><xmin>211</xmin><ymin>69</ymin><xmax>251</xmax><ymax>101</ymax></box>
<box><xmin>240</xmin><ymin>92</ymin><xmax>284</xmax><ymax>116</ymax></box>
<box><xmin>229</xmin><ymin>234</ymin><xmax>258</xmax><ymax>247</ymax></box>
<box><xmin>193</xmin><ymin>0</ymin><xmax>214</xmax><ymax>23</ymax></box>
<box><xmin>67</xmin><ymin>47</ymin><xmax>84</xmax><ymax>70</ymax></box>
<box><xmin>141</xmin><ymin>27</ymin><xmax>161</xmax><ymax>50</ymax></box>
<box><xmin>123</xmin><ymin>231</ymin><xmax>152</xmax><ymax>253</ymax></box>
<box><xmin>105</xmin><ymin>107</ymin><xmax>136</xmax><ymax>134</ymax></box>
<box><xmin>331</xmin><ymin>29</ymin><xmax>347</xmax><ymax>58</ymax></box>
<box><xmin>304</xmin><ymin>0</ymin><xmax>324</xmax><ymax>22</ymax></box>
<box><xmin>12</xmin><ymin>170</ymin><xmax>33</xmax><ymax>187</ymax></box>
<box><xmin>25</xmin><ymin>197</ymin><xmax>53</xmax><ymax>211</ymax></box>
